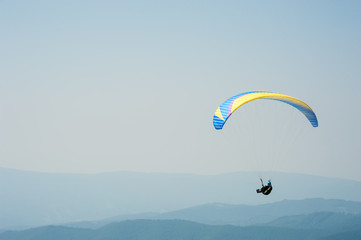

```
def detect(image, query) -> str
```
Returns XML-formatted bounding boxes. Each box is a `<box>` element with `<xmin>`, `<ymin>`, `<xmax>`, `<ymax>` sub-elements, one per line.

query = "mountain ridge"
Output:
<box><xmin>0</xmin><ymin>219</ymin><xmax>329</xmax><ymax>240</ymax></box>
<box><xmin>65</xmin><ymin>198</ymin><xmax>361</xmax><ymax>229</ymax></box>
<box><xmin>2</xmin><ymin>168</ymin><xmax>361</xmax><ymax>229</ymax></box>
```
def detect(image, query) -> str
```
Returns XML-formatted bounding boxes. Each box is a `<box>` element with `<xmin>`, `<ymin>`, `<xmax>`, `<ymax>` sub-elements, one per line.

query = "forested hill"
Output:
<box><xmin>2</xmin><ymin>168</ymin><xmax>361</xmax><ymax>229</ymax></box>
<box><xmin>0</xmin><ymin>220</ymin><xmax>330</xmax><ymax>240</ymax></box>
<box><xmin>66</xmin><ymin>198</ymin><xmax>361</xmax><ymax>229</ymax></box>
<box><xmin>2</xmin><ymin>218</ymin><xmax>361</xmax><ymax>240</ymax></box>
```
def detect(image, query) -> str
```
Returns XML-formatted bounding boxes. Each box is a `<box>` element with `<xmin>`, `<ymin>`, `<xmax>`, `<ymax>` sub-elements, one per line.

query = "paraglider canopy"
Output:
<box><xmin>213</xmin><ymin>91</ymin><xmax>318</xmax><ymax>130</ymax></box>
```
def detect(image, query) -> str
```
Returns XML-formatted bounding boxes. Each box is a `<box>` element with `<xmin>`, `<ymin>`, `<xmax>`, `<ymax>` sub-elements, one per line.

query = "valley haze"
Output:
<box><xmin>1</xmin><ymin>168</ymin><xmax>361</xmax><ymax>230</ymax></box>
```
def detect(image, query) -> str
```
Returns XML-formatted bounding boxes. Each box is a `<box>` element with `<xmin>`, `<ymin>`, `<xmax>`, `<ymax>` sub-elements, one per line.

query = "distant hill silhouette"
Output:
<box><xmin>66</xmin><ymin>198</ymin><xmax>361</xmax><ymax>228</ymax></box>
<box><xmin>0</xmin><ymin>220</ymin><xmax>330</xmax><ymax>240</ymax></box>
<box><xmin>2</xmin><ymin>218</ymin><xmax>361</xmax><ymax>240</ymax></box>
<box><xmin>264</xmin><ymin>212</ymin><xmax>361</xmax><ymax>231</ymax></box>
<box><xmin>1</xmin><ymin>168</ymin><xmax>361</xmax><ymax>229</ymax></box>
<box><xmin>320</xmin><ymin>230</ymin><xmax>361</xmax><ymax>240</ymax></box>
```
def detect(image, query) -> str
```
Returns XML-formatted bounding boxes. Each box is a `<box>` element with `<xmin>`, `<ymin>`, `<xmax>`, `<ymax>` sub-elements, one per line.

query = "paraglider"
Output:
<box><xmin>213</xmin><ymin>91</ymin><xmax>318</xmax><ymax>195</ymax></box>
<box><xmin>256</xmin><ymin>179</ymin><xmax>272</xmax><ymax>195</ymax></box>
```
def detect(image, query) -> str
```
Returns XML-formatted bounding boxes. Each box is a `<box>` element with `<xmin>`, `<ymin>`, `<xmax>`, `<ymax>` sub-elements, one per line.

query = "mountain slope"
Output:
<box><xmin>320</xmin><ymin>230</ymin><xmax>361</xmax><ymax>240</ymax></box>
<box><xmin>2</xmin><ymin>168</ymin><xmax>361</xmax><ymax>229</ymax></box>
<box><xmin>264</xmin><ymin>212</ymin><xmax>361</xmax><ymax>231</ymax></box>
<box><xmin>66</xmin><ymin>198</ymin><xmax>361</xmax><ymax>228</ymax></box>
<box><xmin>155</xmin><ymin>198</ymin><xmax>361</xmax><ymax>225</ymax></box>
<box><xmin>0</xmin><ymin>220</ymin><xmax>328</xmax><ymax>240</ymax></box>
<box><xmin>0</xmin><ymin>226</ymin><xmax>94</xmax><ymax>240</ymax></box>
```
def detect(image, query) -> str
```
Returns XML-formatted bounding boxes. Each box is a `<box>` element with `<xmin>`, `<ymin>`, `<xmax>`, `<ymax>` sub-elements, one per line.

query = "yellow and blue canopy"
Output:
<box><xmin>213</xmin><ymin>91</ymin><xmax>318</xmax><ymax>130</ymax></box>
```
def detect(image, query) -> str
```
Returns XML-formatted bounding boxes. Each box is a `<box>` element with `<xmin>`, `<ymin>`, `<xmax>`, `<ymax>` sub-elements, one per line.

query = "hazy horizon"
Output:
<box><xmin>2</xmin><ymin>168</ymin><xmax>361</xmax><ymax>230</ymax></box>
<box><xmin>2</xmin><ymin>166</ymin><xmax>361</xmax><ymax>183</ymax></box>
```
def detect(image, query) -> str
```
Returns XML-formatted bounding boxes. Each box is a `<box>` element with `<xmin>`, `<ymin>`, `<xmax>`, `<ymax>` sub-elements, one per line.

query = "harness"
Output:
<box><xmin>262</xmin><ymin>185</ymin><xmax>272</xmax><ymax>195</ymax></box>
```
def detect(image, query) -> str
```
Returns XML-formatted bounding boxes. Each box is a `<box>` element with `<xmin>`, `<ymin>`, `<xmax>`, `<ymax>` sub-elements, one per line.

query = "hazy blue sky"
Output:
<box><xmin>1</xmin><ymin>1</ymin><xmax>360</xmax><ymax>180</ymax></box>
